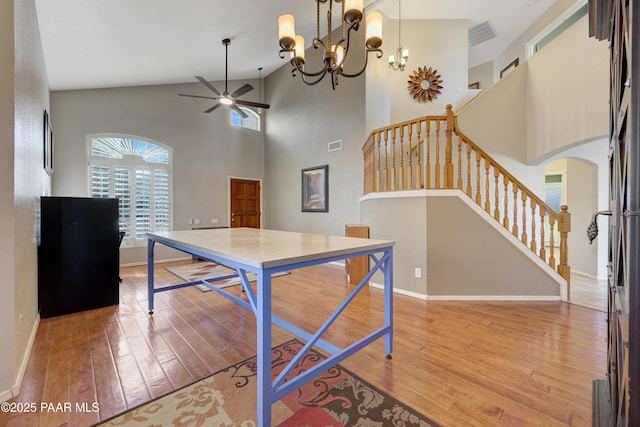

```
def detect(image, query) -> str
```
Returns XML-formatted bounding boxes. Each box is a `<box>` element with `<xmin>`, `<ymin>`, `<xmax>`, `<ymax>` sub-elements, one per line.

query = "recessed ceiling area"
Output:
<box><xmin>34</xmin><ymin>0</ymin><xmax>557</xmax><ymax>91</ymax></box>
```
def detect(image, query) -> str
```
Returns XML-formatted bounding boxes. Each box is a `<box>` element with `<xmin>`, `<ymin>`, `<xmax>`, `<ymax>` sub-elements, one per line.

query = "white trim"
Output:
<box><xmin>1</xmin><ymin>315</ymin><xmax>40</xmax><ymax>402</ymax></box>
<box><xmin>427</xmin><ymin>295</ymin><xmax>562</xmax><ymax>301</ymax></box>
<box><xmin>360</xmin><ymin>189</ymin><xmax>429</xmax><ymax>202</ymax></box>
<box><xmin>370</xmin><ymin>281</ymin><xmax>428</xmax><ymax>300</ymax></box>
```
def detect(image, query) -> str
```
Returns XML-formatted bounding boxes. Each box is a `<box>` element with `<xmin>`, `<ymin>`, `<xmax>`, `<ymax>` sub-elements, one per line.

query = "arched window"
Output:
<box><xmin>88</xmin><ymin>135</ymin><xmax>172</xmax><ymax>247</ymax></box>
<box><xmin>231</xmin><ymin>107</ymin><xmax>261</xmax><ymax>131</ymax></box>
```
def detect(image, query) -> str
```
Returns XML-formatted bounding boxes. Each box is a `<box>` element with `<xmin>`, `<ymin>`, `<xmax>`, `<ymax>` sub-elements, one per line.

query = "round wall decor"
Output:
<box><xmin>407</xmin><ymin>66</ymin><xmax>443</xmax><ymax>103</ymax></box>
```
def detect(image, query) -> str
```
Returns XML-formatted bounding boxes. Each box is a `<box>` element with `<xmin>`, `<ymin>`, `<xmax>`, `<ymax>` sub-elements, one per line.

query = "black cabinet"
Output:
<box><xmin>38</xmin><ymin>197</ymin><xmax>120</xmax><ymax>318</ymax></box>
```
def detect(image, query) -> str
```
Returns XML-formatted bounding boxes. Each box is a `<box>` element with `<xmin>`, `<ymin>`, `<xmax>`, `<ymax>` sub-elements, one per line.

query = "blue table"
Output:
<box><xmin>147</xmin><ymin>227</ymin><xmax>394</xmax><ymax>426</ymax></box>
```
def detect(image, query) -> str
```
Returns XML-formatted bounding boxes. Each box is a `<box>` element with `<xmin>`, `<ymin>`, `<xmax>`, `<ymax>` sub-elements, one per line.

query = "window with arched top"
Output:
<box><xmin>87</xmin><ymin>135</ymin><xmax>172</xmax><ymax>247</ymax></box>
<box><xmin>231</xmin><ymin>107</ymin><xmax>261</xmax><ymax>131</ymax></box>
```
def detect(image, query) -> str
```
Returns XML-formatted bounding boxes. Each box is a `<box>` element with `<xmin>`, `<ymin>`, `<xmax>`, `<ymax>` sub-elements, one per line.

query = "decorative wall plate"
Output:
<box><xmin>407</xmin><ymin>66</ymin><xmax>443</xmax><ymax>103</ymax></box>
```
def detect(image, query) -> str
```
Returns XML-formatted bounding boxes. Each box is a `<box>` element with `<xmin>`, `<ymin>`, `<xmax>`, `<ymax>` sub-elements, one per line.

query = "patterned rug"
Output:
<box><xmin>166</xmin><ymin>261</ymin><xmax>288</xmax><ymax>291</ymax></box>
<box><xmin>96</xmin><ymin>339</ymin><xmax>440</xmax><ymax>426</ymax></box>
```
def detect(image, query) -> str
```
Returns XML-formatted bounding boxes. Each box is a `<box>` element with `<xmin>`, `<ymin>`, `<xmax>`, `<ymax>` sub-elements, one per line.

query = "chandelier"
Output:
<box><xmin>388</xmin><ymin>0</ymin><xmax>408</xmax><ymax>71</ymax></box>
<box><xmin>278</xmin><ymin>0</ymin><xmax>383</xmax><ymax>90</ymax></box>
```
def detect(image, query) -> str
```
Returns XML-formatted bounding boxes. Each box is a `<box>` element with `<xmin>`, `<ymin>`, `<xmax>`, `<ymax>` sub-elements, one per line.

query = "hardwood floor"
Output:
<box><xmin>568</xmin><ymin>273</ymin><xmax>607</xmax><ymax>312</ymax></box>
<box><xmin>1</xmin><ymin>261</ymin><xmax>607</xmax><ymax>426</ymax></box>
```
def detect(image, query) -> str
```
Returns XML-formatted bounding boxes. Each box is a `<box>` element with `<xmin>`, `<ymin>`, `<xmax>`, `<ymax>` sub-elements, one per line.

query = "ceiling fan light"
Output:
<box><xmin>220</xmin><ymin>97</ymin><xmax>233</xmax><ymax>105</ymax></box>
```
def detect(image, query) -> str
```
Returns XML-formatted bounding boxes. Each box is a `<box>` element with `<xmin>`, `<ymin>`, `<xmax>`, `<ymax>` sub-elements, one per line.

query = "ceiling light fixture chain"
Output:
<box><xmin>278</xmin><ymin>0</ymin><xmax>383</xmax><ymax>90</ymax></box>
<box><xmin>388</xmin><ymin>0</ymin><xmax>409</xmax><ymax>71</ymax></box>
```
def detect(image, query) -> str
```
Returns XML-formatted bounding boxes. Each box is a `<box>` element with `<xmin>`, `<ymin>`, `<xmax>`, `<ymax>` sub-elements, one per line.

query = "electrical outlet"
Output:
<box><xmin>194</xmin><ymin>218</ymin><xmax>200</xmax><ymax>225</ymax></box>
<box><xmin>211</xmin><ymin>218</ymin><xmax>219</xmax><ymax>224</ymax></box>
<box><xmin>189</xmin><ymin>218</ymin><xmax>193</xmax><ymax>225</ymax></box>
<box><xmin>414</xmin><ymin>268</ymin><xmax>422</xmax><ymax>278</ymax></box>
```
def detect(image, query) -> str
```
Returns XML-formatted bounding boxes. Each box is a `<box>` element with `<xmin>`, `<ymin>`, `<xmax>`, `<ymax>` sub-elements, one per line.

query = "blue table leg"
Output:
<box><xmin>384</xmin><ymin>248</ymin><xmax>393</xmax><ymax>358</ymax></box>
<box><xmin>148</xmin><ymin>239</ymin><xmax>155</xmax><ymax>314</ymax></box>
<box><xmin>256</xmin><ymin>269</ymin><xmax>273</xmax><ymax>426</ymax></box>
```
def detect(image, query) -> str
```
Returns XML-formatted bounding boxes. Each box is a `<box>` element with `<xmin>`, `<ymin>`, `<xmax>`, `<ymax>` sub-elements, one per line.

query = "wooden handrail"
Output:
<box><xmin>362</xmin><ymin>105</ymin><xmax>571</xmax><ymax>288</ymax></box>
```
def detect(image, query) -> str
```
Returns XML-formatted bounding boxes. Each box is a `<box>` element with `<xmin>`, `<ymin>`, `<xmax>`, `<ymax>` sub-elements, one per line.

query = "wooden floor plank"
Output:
<box><xmin>3</xmin><ymin>261</ymin><xmax>607</xmax><ymax>426</ymax></box>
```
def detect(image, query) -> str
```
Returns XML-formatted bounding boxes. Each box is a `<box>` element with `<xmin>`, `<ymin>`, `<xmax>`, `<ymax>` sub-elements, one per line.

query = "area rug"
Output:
<box><xmin>96</xmin><ymin>339</ymin><xmax>440</xmax><ymax>426</ymax></box>
<box><xmin>166</xmin><ymin>261</ymin><xmax>289</xmax><ymax>291</ymax></box>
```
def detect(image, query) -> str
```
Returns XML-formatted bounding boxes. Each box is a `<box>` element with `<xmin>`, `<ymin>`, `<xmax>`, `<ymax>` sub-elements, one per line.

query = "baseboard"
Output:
<box><xmin>427</xmin><ymin>295</ymin><xmax>561</xmax><ymax>301</ymax></box>
<box><xmin>1</xmin><ymin>315</ymin><xmax>40</xmax><ymax>402</ymax></box>
<box><xmin>370</xmin><ymin>282</ymin><xmax>428</xmax><ymax>300</ymax></box>
<box><xmin>120</xmin><ymin>256</ymin><xmax>191</xmax><ymax>268</ymax></box>
<box><xmin>572</xmin><ymin>269</ymin><xmax>607</xmax><ymax>281</ymax></box>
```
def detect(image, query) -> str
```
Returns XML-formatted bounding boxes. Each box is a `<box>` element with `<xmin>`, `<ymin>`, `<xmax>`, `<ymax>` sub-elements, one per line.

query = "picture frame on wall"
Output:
<box><xmin>301</xmin><ymin>165</ymin><xmax>328</xmax><ymax>212</ymax></box>
<box><xmin>43</xmin><ymin>109</ymin><xmax>54</xmax><ymax>176</ymax></box>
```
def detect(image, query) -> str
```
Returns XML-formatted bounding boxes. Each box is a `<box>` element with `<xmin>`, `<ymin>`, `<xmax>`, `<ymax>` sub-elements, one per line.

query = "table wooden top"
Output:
<box><xmin>148</xmin><ymin>227</ymin><xmax>394</xmax><ymax>269</ymax></box>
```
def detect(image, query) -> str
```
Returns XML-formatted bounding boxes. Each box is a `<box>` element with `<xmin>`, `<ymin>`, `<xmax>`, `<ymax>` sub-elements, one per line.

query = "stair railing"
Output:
<box><xmin>362</xmin><ymin>105</ymin><xmax>571</xmax><ymax>285</ymax></box>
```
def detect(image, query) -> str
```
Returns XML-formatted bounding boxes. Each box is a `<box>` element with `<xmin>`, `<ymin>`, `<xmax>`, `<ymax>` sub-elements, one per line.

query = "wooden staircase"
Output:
<box><xmin>362</xmin><ymin>104</ymin><xmax>571</xmax><ymax>289</ymax></box>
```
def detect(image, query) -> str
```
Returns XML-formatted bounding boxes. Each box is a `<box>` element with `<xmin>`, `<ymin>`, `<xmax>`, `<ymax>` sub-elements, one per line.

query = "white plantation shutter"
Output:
<box><xmin>154</xmin><ymin>169</ymin><xmax>170</xmax><ymax>231</ymax></box>
<box><xmin>115</xmin><ymin>167</ymin><xmax>132</xmax><ymax>240</ymax></box>
<box><xmin>135</xmin><ymin>168</ymin><xmax>152</xmax><ymax>239</ymax></box>
<box><xmin>88</xmin><ymin>136</ymin><xmax>172</xmax><ymax>246</ymax></box>
<box><xmin>91</xmin><ymin>165</ymin><xmax>111</xmax><ymax>198</ymax></box>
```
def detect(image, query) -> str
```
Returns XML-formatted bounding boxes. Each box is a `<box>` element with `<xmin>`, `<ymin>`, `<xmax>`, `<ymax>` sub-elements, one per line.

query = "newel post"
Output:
<box><xmin>445</xmin><ymin>104</ymin><xmax>455</xmax><ymax>189</ymax></box>
<box><xmin>558</xmin><ymin>205</ymin><xmax>571</xmax><ymax>293</ymax></box>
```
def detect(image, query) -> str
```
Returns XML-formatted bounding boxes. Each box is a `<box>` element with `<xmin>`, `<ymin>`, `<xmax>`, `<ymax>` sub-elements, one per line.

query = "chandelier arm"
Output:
<box><xmin>312</xmin><ymin>37</ymin><xmax>328</xmax><ymax>51</ymax></box>
<box><xmin>300</xmin><ymin>68</ymin><xmax>330</xmax><ymax>86</ymax></box>
<box><xmin>288</xmin><ymin>56</ymin><xmax>328</xmax><ymax>78</ymax></box>
<box><xmin>334</xmin><ymin>18</ymin><xmax>358</xmax><ymax>69</ymax></box>
<box><xmin>340</xmin><ymin>48</ymin><xmax>383</xmax><ymax>78</ymax></box>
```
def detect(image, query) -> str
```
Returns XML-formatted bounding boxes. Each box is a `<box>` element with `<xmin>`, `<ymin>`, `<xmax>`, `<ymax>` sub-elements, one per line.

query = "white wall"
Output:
<box><xmin>525</xmin><ymin>15</ymin><xmax>609</xmax><ymax>163</ymax></box>
<box><xmin>469</xmin><ymin>60</ymin><xmax>494</xmax><ymax>90</ymax></box>
<box><xmin>366</xmin><ymin>19</ymin><xmax>477</xmax><ymax>133</ymax></box>
<box><xmin>495</xmin><ymin>0</ymin><xmax>585</xmax><ymax>82</ymax></box>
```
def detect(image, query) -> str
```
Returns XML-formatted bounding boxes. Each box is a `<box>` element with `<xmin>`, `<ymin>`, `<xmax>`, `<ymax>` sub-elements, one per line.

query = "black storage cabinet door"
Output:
<box><xmin>38</xmin><ymin>196</ymin><xmax>120</xmax><ymax>318</ymax></box>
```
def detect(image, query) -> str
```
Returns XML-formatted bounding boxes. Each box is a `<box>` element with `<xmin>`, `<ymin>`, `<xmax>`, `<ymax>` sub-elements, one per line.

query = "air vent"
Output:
<box><xmin>469</xmin><ymin>20</ymin><xmax>497</xmax><ymax>46</ymax></box>
<box><xmin>328</xmin><ymin>140</ymin><xmax>343</xmax><ymax>152</ymax></box>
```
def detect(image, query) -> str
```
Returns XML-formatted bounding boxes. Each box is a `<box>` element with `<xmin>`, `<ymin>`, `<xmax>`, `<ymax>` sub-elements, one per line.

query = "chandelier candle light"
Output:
<box><xmin>278</xmin><ymin>0</ymin><xmax>383</xmax><ymax>89</ymax></box>
<box><xmin>388</xmin><ymin>0</ymin><xmax>408</xmax><ymax>71</ymax></box>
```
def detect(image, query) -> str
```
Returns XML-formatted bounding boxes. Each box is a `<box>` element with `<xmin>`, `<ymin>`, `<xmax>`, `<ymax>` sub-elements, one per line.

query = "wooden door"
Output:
<box><xmin>230</xmin><ymin>178</ymin><xmax>261</xmax><ymax>228</ymax></box>
<box><xmin>590</xmin><ymin>0</ymin><xmax>639</xmax><ymax>424</ymax></box>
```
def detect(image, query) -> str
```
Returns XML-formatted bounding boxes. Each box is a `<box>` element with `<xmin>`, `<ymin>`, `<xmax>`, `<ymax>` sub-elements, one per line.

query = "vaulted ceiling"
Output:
<box><xmin>35</xmin><ymin>0</ymin><xmax>557</xmax><ymax>91</ymax></box>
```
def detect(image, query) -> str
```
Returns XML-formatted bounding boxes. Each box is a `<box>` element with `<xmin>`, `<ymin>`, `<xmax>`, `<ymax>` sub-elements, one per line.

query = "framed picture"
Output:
<box><xmin>301</xmin><ymin>165</ymin><xmax>328</xmax><ymax>212</ymax></box>
<box><xmin>500</xmin><ymin>58</ymin><xmax>519</xmax><ymax>79</ymax></box>
<box><xmin>43</xmin><ymin>110</ymin><xmax>54</xmax><ymax>175</ymax></box>
<box><xmin>468</xmin><ymin>81</ymin><xmax>480</xmax><ymax>89</ymax></box>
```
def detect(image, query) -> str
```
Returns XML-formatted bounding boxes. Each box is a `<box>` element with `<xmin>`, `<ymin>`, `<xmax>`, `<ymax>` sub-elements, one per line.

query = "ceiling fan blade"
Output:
<box><xmin>230</xmin><ymin>103</ymin><xmax>248</xmax><ymax>118</ymax></box>
<box><xmin>178</xmin><ymin>93</ymin><xmax>218</xmax><ymax>100</ymax></box>
<box><xmin>236</xmin><ymin>99</ymin><xmax>271</xmax><ymax>109</ymax></box>
<box><xmin>195</xmin><ymin>76</ymin><xmax>221</xmax><ymax>96</ymax></box>
<box><xmin>230</xmin><ymin>83</ymin><xmax>253</xmax><ymax>99</ymax></box>
<box><xmin>204</xmin><ymin>103</ymin><xmax>223</xmax><ymax>113</ymax></box>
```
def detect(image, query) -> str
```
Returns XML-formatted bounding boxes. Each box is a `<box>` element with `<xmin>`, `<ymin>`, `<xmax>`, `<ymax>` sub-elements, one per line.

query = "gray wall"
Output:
<box><xmin>426</xmin><ymin>195</ymin><xmax>560</xmax><ymax>297</ymax></box>
<box><xmin>360</xmin><ymin>195</ymin><xmax>427</xmax><ymax>296</ymax></box>
<box><xmin>1</xmin><ymin>0</ymin><xmax>51</xmax><ymax>400</ymax></box>
<box><xmin>263</xmin><ymin>31</ymin><xmax>367</xmax><ymax>236</ymax></box>
<box><xmin>51</xmin><ymin>81</ymin><xmax>266</xmax><ymax>264</ymax></box>
<box><xmin>0</xmin><ymin>0</ymin><xmax>16</xmax><ymax>399</ymax></box>
<box><xmin>360</xmin><ymin>193</ymin><xmax>561</xmax><ymax>298</ymax></box>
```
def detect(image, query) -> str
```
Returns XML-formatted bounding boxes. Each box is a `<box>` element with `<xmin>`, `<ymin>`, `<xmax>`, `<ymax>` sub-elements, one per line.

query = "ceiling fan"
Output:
<box><xmin>178</xmin><ymin>38</ymin><xmax>270</xmax><ymax>118</ymax></box>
